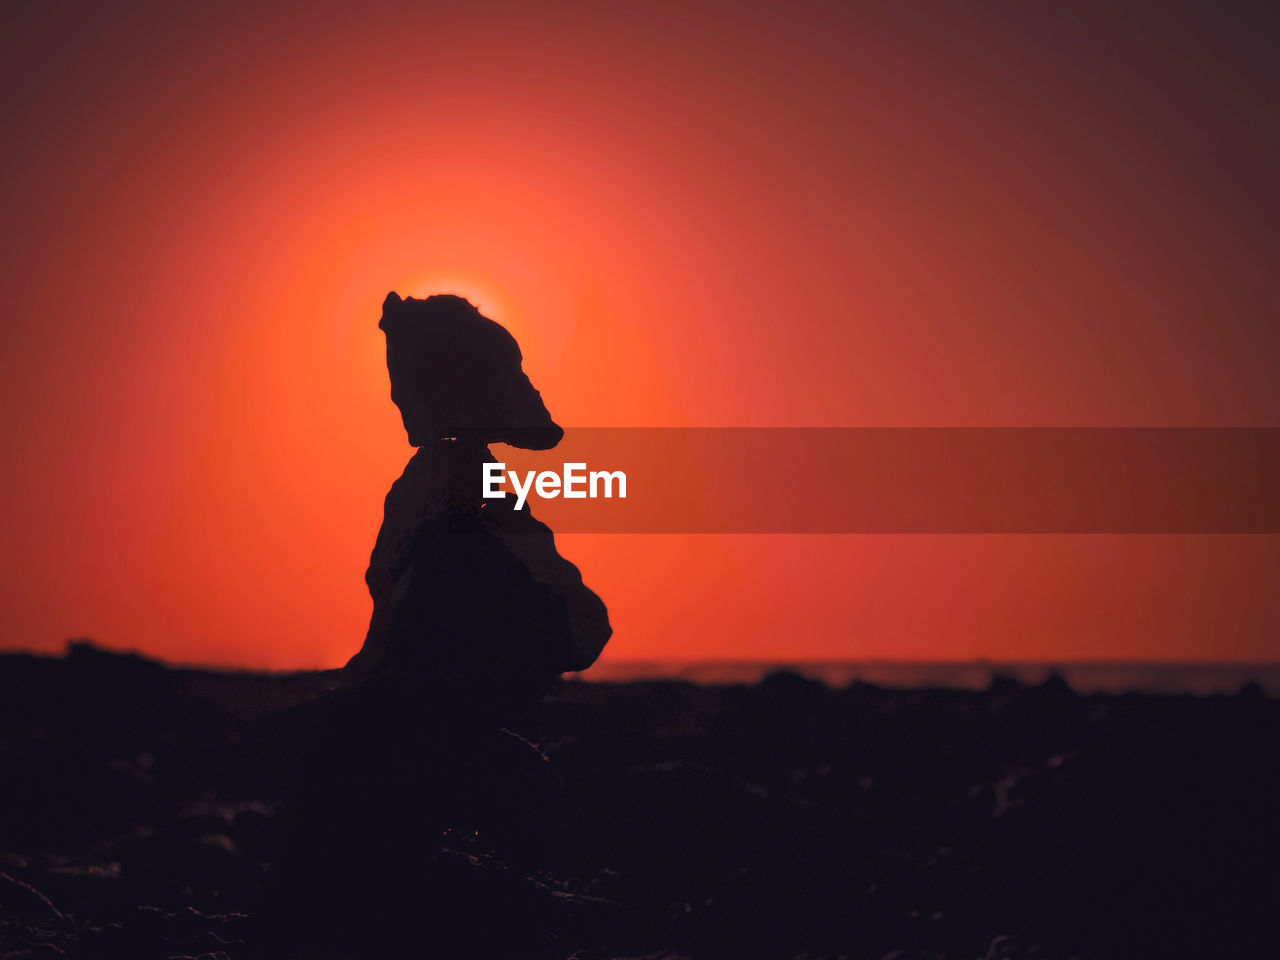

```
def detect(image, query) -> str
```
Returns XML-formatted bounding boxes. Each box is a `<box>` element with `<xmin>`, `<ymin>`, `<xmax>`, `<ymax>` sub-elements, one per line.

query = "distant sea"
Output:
<box><xmin>576</xmin><ymin>660</ymin><xmax>1280</xmax><ymax>696</ymax></box>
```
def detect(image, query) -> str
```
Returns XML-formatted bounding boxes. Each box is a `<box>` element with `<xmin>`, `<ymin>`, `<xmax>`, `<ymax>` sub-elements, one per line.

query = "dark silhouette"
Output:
<box><xmin>4</xmin><ymin>644</ymin><xmax>1280</xmax><ymax>959</ymax></box>
<box><xmin>343</xmin><ymin>292</ymin><xmax>610</xmax><ymax>708</ymax></box>
<box><xmin>264</xmin><ymin>293</ymin><xmax>611</xmax><ymax>951</ymax></box>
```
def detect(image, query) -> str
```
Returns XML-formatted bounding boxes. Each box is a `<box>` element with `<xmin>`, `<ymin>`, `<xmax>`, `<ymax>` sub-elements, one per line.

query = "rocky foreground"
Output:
<box><xmin>1</xmin><ymin>643</ymin><xmax>1277</xmax><ymax>959</ymax></box>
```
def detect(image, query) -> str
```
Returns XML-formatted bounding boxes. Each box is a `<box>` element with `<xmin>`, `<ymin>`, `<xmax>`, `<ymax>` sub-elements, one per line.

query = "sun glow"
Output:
<box><xmin>396</xmin><ymin>271</ymin><xmax>513</xmax><ymax>324</ymax></box>
<box><xmin>390</xmin><ymin>269</ymin><xmax>537</xmax><ymax>357</ymax></box>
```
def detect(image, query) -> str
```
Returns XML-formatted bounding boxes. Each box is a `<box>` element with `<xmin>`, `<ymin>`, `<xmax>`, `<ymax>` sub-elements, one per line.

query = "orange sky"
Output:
<box><xmin>2</xmin><ymin>0</ymin><xmax>1278</xmax><ymax>668</ymax></box>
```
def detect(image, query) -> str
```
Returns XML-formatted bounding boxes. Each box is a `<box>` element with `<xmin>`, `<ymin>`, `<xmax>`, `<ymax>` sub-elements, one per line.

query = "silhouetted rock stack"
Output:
<box><xmin>344</xmin><ymin>292</ymin><xmax>611</xmax><ymax>701</ymax></box>
<box><xmin>268</xmin><ymin>293</ymin><xmax>611</xmax><ymax>949</ymax></box>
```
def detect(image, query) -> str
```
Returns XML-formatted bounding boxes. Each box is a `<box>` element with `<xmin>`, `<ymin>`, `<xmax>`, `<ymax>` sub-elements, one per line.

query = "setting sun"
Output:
<box><xmin>1</xmin><ymin>0</ymin><xmax>1277</xmax><ymax>671</ymax></box>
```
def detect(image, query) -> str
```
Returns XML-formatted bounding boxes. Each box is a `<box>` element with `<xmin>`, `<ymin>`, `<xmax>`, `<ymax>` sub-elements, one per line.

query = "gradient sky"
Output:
<box><xmin>2</xmin><ymin>0</ymin><xmax>1278</xmax><ymax>668</ymax></box>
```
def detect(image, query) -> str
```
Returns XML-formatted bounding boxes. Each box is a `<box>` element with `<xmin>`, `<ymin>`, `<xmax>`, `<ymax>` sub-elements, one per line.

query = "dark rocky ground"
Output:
<box><xmin>1</xmin><ymin>643</ymin><xmax>1277</xmax><ymax>959</ymax></box>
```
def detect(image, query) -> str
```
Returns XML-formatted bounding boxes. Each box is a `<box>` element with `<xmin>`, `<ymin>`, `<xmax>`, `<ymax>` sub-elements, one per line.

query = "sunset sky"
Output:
<box><xmin>2</xmin><ymin>0</ymin><xmax>1278</xmax><ymax>668</ymax></box>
